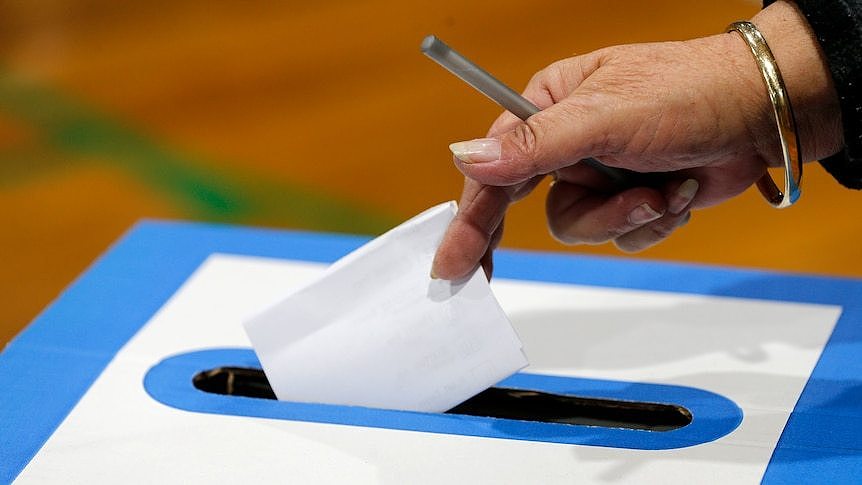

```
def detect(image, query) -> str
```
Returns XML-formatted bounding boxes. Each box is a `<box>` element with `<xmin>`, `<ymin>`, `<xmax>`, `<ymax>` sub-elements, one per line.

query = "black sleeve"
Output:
<box><xmin>765</xmin><ymin>0</ymin><xmax>862</xmax><ymax>189</ymax></box>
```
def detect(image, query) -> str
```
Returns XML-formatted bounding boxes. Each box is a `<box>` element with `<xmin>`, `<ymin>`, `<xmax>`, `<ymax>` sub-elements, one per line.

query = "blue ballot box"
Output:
<box><xmin>2</xmin><ymin>221</ymin><xmax>862</xmax><ymax>483</ymax></box>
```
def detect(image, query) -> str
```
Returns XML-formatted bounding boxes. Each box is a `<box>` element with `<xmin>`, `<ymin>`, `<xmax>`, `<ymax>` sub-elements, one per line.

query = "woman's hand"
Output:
<box><xmin>431</xmin><ymin>0</ymin><xmax>841</xmax><ymax>280</ymax></box>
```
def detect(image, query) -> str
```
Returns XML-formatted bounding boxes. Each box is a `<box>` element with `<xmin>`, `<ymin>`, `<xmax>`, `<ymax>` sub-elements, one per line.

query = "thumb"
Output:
<box><xmin>449</xmin><ymin>99</ymin><xmax>607</xmax><ymax>186</ymax></box>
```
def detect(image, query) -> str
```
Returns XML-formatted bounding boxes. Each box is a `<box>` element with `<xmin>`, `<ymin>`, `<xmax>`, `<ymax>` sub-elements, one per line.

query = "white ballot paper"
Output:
<box><xmin>244</xmin><ymin>201</ymin><xmax>528</xmax><ymax>413</ymax></box>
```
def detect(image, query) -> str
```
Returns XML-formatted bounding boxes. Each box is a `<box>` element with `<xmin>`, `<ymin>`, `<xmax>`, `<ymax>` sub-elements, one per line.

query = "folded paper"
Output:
<box><xmin>243</xmin><ymin>201</ymin><xmax>527</xmax><ymax>412</ymax></box>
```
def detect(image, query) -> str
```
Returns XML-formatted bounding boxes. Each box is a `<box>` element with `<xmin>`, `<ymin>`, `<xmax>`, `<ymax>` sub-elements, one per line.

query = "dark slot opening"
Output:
<box><xmin>193</xmin><ymin>367</ymin><xmax>692</xmax><ymax>432</ymax></box>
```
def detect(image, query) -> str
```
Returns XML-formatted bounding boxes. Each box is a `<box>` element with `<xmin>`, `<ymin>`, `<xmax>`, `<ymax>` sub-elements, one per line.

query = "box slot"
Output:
<box><xmin>193</xmin><ymin>366</ymin><xmax>692</xmax><ymax>431</ymax></box>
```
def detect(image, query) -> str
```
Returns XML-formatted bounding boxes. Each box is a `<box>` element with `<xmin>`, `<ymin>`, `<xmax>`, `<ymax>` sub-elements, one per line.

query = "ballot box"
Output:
<box><xmin>2</xmin><ymin>220</ymin><xmax>861</xmax><ymax>484</ymax></box>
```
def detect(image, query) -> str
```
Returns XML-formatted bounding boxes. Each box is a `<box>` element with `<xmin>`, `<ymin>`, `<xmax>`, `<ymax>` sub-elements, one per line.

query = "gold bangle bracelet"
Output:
<box><xmin>727</xmin><ymin>21</ymin><xmax>802</xmax><ymax>208</ymax></box>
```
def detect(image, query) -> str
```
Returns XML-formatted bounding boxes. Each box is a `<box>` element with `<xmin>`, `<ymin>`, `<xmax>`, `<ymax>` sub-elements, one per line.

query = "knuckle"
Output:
<box><xmin>504</xmin><ymin>121</ymin><xmax>544</xmax><ymax>181</ymax></box>
<box><xmin>511</xmin><ymin>121</ymin><xmax>540</xmax><ymax>159</ymax></box>
<box><xmin>544</xmin><ymin>61</ymin><xmax>568</xmax><ymax>92</ymax></box>
<box><xmin>526</xmin><ymin>69</ymin><xmax>546</xmax><ymax>89</ymax></box>
<box><xmin>529</xmin><ymin>61</ymin><xmax>563</xmax><ymax>87</ymax></box>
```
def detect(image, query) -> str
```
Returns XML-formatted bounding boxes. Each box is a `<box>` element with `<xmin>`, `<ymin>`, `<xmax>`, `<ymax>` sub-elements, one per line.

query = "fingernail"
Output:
<box><xmin>449</xmin><ymin>138</ymin><xmax>501</xmax><ymax>163</ymax></box>
<box><xmin>628</xmin><ymin>203</ymin><xmax>663</xmax><ymax>225</ymax></box>
<box><xmin>430</xmin><ymin>269</ymin><xmax>439</xmax><ymax>279</ymax></box>
<box><xmin>668</xmin><ymin>179</ymin><xmax>699</xmax><ymax>214</ymax></box>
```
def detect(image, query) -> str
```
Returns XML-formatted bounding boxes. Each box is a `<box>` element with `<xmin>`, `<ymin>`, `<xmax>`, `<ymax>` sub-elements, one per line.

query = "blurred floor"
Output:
<box><xmin>1</xmin><ymin>0</ymin><xmax>859</xmax><ymax>346</ymax></box>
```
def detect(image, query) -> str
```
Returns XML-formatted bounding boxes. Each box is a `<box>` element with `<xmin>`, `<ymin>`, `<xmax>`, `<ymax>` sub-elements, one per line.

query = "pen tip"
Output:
<box><xmin>421</xmin><ymin>35</ymin><xmax>437</xmax><ymax>52</ymax></box>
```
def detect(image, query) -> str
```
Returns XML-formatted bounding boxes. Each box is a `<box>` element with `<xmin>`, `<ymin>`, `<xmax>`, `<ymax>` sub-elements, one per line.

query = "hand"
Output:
<box><xmin>431</xmin><ymin>0</ymin><xmax>841</xmax><ymax>280</ymax></box>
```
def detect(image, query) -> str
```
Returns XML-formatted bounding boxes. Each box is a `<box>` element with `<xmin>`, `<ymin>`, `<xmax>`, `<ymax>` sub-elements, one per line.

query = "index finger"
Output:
<box><xmin>431</xmin><ymin>178</ymin><xmax>510</xmax><ymax>280</ymax></box>
<box><xmin>429</xmin><ymin>113</ymin><xmax>524</xmax><ymax>281</ymax></box>
<box><xmin>431</xmin><ymin>71</ymin><xmax>557</xmax><ymax>280</ymax></box>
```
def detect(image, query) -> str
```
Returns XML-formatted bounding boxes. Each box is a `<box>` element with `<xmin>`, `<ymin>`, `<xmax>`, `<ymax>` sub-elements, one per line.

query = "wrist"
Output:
<box><xmin>747</xmin><ymin>0</ymin><xmax>843</xmax><ymax>163</ymax></box>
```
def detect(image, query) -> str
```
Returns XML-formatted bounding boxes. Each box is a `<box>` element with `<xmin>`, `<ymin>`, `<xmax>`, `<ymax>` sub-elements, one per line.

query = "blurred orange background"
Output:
<box><xmin>1</xmin><ymin>0</ymin><xmax>859</xmax><ymax>346</ymax></box>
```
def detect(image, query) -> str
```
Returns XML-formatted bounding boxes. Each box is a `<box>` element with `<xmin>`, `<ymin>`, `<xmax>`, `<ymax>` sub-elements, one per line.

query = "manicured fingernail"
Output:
<box><xmin>628</xmin><ymin>203</ymin><xmax>663</xmax><ymax>225</ymax></box>
<box><xmin>449</xmin><ymin>138</ymin><xmax>501</xmax><ymax>163</ymax></box>
<box><xmin>668</xmin><ymin>179</ymin><xmax>699</xmax><ymax>214</ymax></box>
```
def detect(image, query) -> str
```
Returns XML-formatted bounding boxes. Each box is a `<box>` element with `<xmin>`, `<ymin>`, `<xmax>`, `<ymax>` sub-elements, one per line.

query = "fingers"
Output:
<box><xmin>546</xmin><ymin>176</ymin><xmax>699</xmax><ymax>249</ymax></box>
<box><xmin>614</xmin><ymin>178</ymin><xmax>698</xmax><ymax>251</ymax></box>
<box><xmin>431</xmin><ymin>179</ymin><xmax>509</xmax><ymax>280</ymax></box>
<box><xmin>432</xmin><ymin>171</ymin><xmax>545</xmax><ymax>281</ymax></box>
<box><xmin>546</xmin><ymin>181</ymin><xmax>667</xmax><ymax>245</ymax></box>
<box><xmin>614</xmin><ymin>211</ymin><xmax>691</xmax><ymax>252</ymax></box>
<box><xmin>665</xmin><ymin>178</ymin><xmax>699</xmax><ymax>214</ymax></box>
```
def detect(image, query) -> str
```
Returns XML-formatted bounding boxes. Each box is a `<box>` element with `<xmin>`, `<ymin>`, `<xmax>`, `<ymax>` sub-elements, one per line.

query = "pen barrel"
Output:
<box><xmin>421</xmin><ymin>36</ymin><xmax>539</xmax><ymax>120</ymax></box>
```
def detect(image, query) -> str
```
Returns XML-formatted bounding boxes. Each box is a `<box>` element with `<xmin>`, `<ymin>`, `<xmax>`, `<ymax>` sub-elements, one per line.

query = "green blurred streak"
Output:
<box><xmin>0</xmin><ymin>146</ymin><xmax>74</xmax><ymax>188</ymax></box>
<box><xmin>0</xmin><ymin>76</ymin><xmax>397</xmax><ymax>234</ymax></box>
